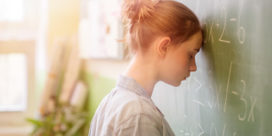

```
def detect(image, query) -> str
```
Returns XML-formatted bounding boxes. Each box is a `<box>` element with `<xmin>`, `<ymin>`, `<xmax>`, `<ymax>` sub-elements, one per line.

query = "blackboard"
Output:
<box><xmin>152</xmin><ymin>0</ymin><xmax>272</xmax><ymax>135</ymax></box>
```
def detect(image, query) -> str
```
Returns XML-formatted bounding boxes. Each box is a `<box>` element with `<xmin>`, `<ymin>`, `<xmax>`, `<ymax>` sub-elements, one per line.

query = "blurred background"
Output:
<box><xmin>0</xmin><ymin>0</ymin><xmax>128</xmax><ymax>135</ymax></box>
<box><xmin>3</xmin><ymin>0</ymin><xmax>271</xmax><ymax>136</ymax></box>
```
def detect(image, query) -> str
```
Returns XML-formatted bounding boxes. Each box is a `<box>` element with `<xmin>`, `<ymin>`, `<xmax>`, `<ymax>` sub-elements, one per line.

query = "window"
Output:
<box><xmin>0</xmin><ymin>41</ymin><xmax>35</xmax><ymax>135</ymax></box>
<box><xmin>79</xmin><ymin>0</ymin><xmax>124</xmax><ymax>59</ymax></box>
<box><xmin>0</xmin><ymin>0</ymin><xmax>31</xmax><ymax>113</ymax></box>
<box><xmin>0</xmin><ymin>0</ymin><xmax>24</xmax><ymax>22</ymax></box>
<box><xmin>0</xmin><ymin>54</ymin><xmax>28</xmax><ymax>111</ymax></box>
<box><xmin>0</xmin><ymin>0</ymin><xmax>41</xmax><ymax>134</ymax></box>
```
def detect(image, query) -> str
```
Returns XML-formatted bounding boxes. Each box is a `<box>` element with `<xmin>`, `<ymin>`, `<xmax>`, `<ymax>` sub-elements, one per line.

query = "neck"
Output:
<box><xmin>123</xmin><ymin>54</ymin><xmax>159</xmax><ymax>97</ymax></box>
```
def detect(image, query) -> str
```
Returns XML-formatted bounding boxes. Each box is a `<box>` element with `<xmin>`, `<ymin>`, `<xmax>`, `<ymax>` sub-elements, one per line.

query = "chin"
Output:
<box><xmin>169</xmin><ymin>81</ymin><xmax>181</xmax><ymax>87</ymax></box>
<box><xmin>162</xmin><ymin>79</ymin><xmax>182</xmax><ymax>87</ymax></box>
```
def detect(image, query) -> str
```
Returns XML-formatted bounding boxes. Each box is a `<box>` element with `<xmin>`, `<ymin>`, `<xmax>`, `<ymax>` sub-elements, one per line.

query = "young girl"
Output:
<box><xmin>89</xmin><ymin>0</ymin><xmax>203</xmax><ymax>135</ymax></box>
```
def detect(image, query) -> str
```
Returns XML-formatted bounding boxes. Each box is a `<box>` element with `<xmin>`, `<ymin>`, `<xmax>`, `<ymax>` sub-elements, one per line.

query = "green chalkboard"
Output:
<box><xmin>152</xmin><ymin>0</ymin><xmax>272</xmax><ymax>135</ymax></box>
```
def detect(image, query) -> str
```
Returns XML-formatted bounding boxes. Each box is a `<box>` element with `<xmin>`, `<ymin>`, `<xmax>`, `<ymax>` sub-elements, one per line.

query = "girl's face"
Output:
<box><xmin>160</xmin><ymin>31</ymin><xmax>203</xmax><ymax>86</ymax></box>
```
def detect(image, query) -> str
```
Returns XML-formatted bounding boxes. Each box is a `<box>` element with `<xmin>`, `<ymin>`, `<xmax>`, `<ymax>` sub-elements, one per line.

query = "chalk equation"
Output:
<box><xmin>205</xmin><ymin>5</ymin><xmax>246</xmax><ymax>45</ymax></box>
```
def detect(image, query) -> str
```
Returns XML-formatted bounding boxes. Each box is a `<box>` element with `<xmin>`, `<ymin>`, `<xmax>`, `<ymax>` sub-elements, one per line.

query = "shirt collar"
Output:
<box><xmin>116</xmin><ymin>75</ymin><xmax>150</xmax><ymax>99</ymax></box>
<box><xmin>116</xmin><ymin>75</ymin><xmax>165</xmax><ymax>117</ymax></box>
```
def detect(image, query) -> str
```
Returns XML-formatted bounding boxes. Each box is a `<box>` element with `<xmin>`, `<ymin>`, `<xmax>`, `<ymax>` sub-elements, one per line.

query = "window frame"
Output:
<box><xmin>0</xmin><ymin>41</ymin><xmax>35</xmax><ymax>135</ymax></box>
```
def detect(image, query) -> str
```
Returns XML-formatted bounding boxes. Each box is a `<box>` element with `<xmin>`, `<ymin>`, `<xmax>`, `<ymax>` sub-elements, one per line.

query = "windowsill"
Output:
<box><xmin>0</xmin><ymin>28</ymin><xmax>37</xmax><ymax>41</ymax></box>
<box><xmin>0</xmin><ymin>126</ymin><xmax>32</xmax><ymax>136</ymax></box>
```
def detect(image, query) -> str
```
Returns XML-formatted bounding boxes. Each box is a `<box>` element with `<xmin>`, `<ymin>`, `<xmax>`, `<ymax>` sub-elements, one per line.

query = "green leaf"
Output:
<box><xmin>26</xmin><ymin>118</ymin><xmax>43</xmax><ymax>127</ymax></box>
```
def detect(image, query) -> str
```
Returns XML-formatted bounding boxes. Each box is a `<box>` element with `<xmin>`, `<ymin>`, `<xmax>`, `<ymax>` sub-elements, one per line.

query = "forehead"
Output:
<box><xmin>183</xmin><ymin>31</ymin><xmax>203</xmax><ymax>49</ymax></box>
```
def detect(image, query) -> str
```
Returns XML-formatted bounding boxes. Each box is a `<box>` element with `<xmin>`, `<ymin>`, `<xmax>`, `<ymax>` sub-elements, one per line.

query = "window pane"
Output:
<box><xmin>0</xmin><ymin>0</ymin><xmax>24</xmax><ymax>21</ymax></box>
<box><xmin>0</xmin><ymin>54</ymin><xmax>27</xmax><ymax>111</ymax></box>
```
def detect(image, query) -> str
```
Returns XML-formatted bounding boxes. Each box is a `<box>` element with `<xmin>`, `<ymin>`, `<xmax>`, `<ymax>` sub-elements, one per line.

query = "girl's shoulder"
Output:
<box><xmin>107</xmin><ymin>87</ymin><xmax>163</xmax><ymax>120</ymax></box>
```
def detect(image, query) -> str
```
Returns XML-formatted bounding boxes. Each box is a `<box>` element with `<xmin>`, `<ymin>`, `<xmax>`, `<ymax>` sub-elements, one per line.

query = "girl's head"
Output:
<box><xmin>122</xmin><ymin>0</ymin><xmax>203</xmax><ymax>86</ymax></box>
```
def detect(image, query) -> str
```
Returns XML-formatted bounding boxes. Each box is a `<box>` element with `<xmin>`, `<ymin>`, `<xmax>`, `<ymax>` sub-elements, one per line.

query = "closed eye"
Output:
<box><xmin>194</xmin><ymin>49</ymin><xmax>200</xmax><ymax>53</ymax></box>
<box><xmin>190</xmin><ymin>54</ymin><xmax>195</xmax><ymax>59</ymax></box>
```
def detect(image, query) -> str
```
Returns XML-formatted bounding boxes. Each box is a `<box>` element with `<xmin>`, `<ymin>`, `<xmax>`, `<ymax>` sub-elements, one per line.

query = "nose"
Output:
<box><xmin>189</xmin><ymin>59</ymin><xmax>197</xmax><ymax>72</ymax></box>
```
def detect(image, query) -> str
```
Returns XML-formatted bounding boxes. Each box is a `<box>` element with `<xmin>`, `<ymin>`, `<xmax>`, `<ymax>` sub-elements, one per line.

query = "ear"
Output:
<box><xmin>156</xmin><ymin>37</ymin><xmax>171</xmax><ymax>57</ymax></box>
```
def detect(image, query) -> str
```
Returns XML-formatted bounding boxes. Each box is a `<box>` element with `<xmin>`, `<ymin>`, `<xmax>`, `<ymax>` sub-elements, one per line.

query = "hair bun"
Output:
<box><xmin>122</xmin><ymin>0</ymin><xmax>160</xmax><ymax>23</ymax></box>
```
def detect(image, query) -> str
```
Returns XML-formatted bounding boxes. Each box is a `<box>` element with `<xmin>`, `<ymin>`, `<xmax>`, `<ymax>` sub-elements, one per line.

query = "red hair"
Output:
<box><xmin>122</xmin><ymin>0</ymin><xmax>201</xmax><ymax>52</ymax></box>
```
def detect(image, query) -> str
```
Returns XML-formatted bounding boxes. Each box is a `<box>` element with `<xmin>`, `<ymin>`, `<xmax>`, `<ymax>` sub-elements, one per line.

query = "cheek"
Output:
<box><xmin>176</xmin><ymin>58</ymin><xmax>189</xmax><ymax>74</ymax></box>
<box><xmin>168</xmin><ymin>54</ymin><xmax>189</xmax><ymax>75</ymax></box>
<box><xmin>159</xmin><ymin>53</ymin><xmax>190</xmax><ymax>85</ymax></box>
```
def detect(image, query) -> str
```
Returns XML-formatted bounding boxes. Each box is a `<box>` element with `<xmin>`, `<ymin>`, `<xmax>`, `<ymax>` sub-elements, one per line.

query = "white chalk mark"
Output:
<box><xmin>238</xmin><ymin>80</ymin><xmax>247</xmax><ymax>121</ymax></box>
<box><xmin>230</xmin><ymin>18</ymin><xmax>237</xmax><ymax>21</ymax></box>
<box><xmin>238</xmin><ymin>26</ymin><xmax>246</xmax><ymax>44</ymax></box>
<box><xmin>237</xmin><ymin>0</ymin><xmax>246</xmax><ymax>45</ymax></box>
<box><xmin>194</xmin><ymin>77</ymin><xmax>202</xmax><ymax>92</ymax></box>
<box><xmin>207</xmin><ymin>102</ymin><xmax>213</xmax><ymax>109</ymax></box>
<box><xmin>208</xmin><ymin>21</ymin><xmax>215</xmax><ymax>43</ymax></box>
<box><xmin>198</xmin><ymin>123</ymin><xmax>204</xmax><ymax>136</ymax></box>
<box><xmin>224</xmin><ymin>61</ymin><xmax>233</xmax><ymax>112</ymax></box>
<box><xmin>209</xmin><ymin>123</ymin><xmax>219</xmax><ymax>136</ymax></box>
<box><xmin>193</xmin><ymin>100</ymin><xmax>205</xmax><ymax>107</ymax></box>
<box><xmin>248</xmin><ymin>96</ymin><xmax>257</xmax><ymax>122</ymax></box>
<box><xmin>232</xmin><ymin>91</ymin><xmax>239</xmax><ymax>95</ymax></box>
<box><xmin>215</xmin><ymin>84</ymin><xmax>222</xmax><ymax>110</ymax></box>
<box><xmin>219</xmin><ymin>10</ymin><xmax>231</xmax><ymax>44</ymax></box>
<box><xmin>222</xmin><ymin>124</ymin><xmax>226</xmax><ymax>136</ymax></box>
<box><xmin>188</xmin><ymin>76</ymin><xmax>202</xmax><ymax>92</ymax></box>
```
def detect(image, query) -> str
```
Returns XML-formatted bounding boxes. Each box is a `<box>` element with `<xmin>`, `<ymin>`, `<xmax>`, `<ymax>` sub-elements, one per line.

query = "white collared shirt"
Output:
<box><xmin>89</xmin><ymin>75</ymin><xmax>175</xmax><ymax>136</ymax></box>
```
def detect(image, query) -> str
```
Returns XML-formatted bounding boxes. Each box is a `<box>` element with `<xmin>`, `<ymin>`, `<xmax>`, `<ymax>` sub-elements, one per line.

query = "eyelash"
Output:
<box><xmin>190</xmin><ymin>54</ymin><xmax>194</xmax><ymax>59</ymax></box>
